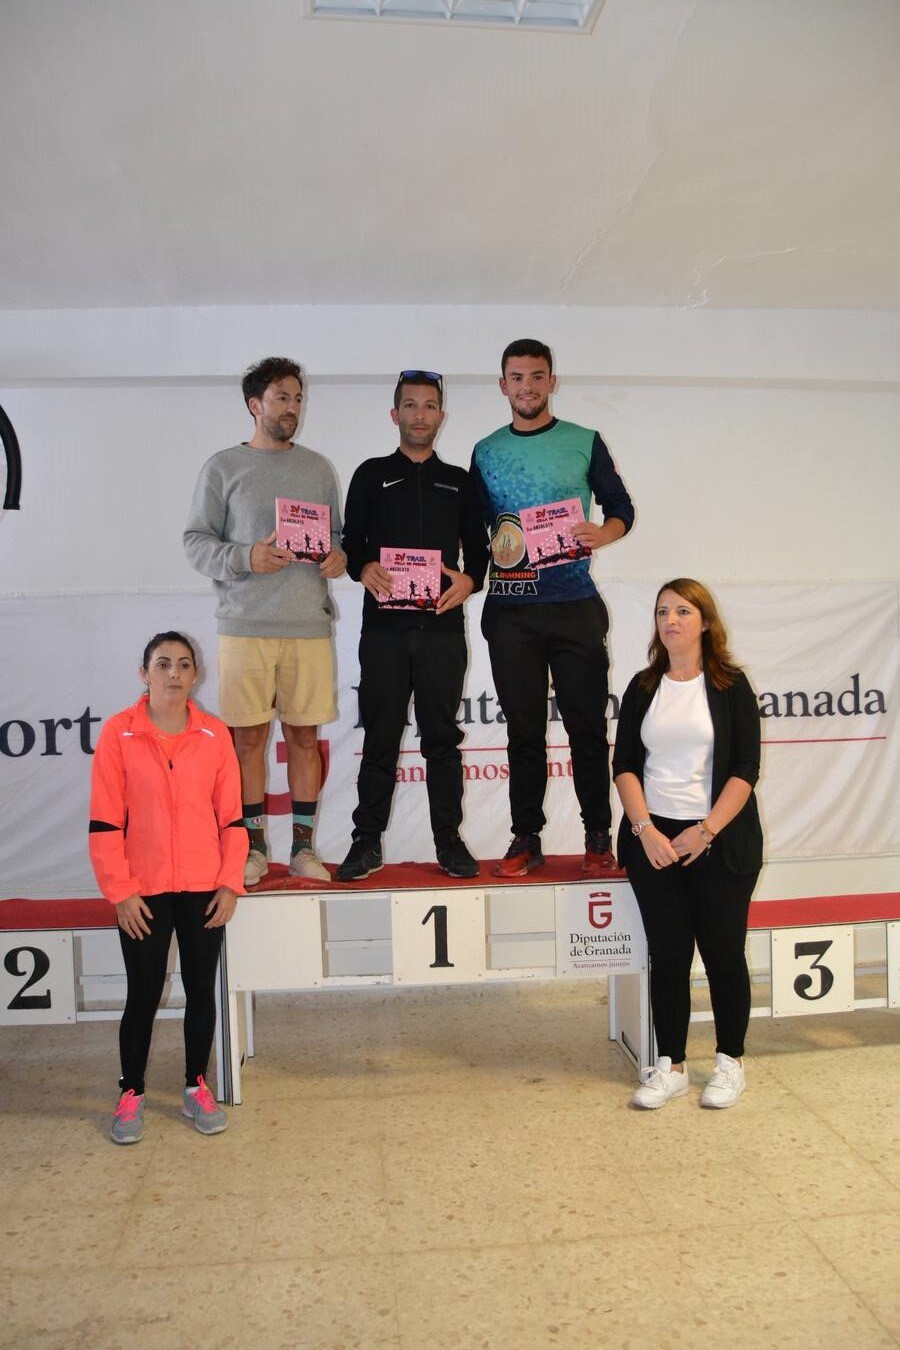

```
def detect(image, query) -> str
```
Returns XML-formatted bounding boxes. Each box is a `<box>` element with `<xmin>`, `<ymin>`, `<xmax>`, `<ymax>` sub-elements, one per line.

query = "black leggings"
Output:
<box><xmin>623</xmin><ymin>818</ymin><xmax>758</xmax><ymax>1063</ymax></box>
<box><xmin>117</xmin><ymin>891</ymin><xmax>223</xmax><ymax>1095</ymax></box>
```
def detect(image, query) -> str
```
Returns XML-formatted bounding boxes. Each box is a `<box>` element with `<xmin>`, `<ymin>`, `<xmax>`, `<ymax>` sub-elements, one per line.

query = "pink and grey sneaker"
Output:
<box><xmin>182</xmin><ymin>1075</ymin><xmax>228</xmax><ymax>1135</ymax></box>
<box><xmin>110</xmin><ymin>1088</ymin><xmax>145</xmax><ymax>1144</ymax></box>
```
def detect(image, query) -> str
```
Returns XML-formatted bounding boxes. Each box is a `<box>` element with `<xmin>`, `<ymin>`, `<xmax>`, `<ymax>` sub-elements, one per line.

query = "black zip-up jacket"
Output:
<box><xmin>342</xmin><ymin>449</ymin><xmax>489</xmax><ymax>632</ymax></box>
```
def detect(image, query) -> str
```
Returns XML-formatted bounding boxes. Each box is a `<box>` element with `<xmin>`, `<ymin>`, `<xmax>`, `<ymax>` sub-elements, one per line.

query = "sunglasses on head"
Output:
<box><xmin>395</xmin><ymin>369</ymin><xmax>443</xmax><ymax>393</ymax></box>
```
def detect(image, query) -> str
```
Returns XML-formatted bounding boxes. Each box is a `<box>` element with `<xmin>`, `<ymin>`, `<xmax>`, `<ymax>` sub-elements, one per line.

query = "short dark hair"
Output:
<box><xmin>241</xmin><ymin>357</ymin><xmax>304</xmax><ymax>411</ymax></box>
<box><xmin>393</xmin><ymin>371</ymin><xmax>444</xmax><ymax>410</ymax></box>
<box><xmin>501</xmin><ymin>339</ymin><xmax>553</xmax><ymax>377</ymax></box>
<box><xmin>141</xmin><ymin>631</ymin><xmax>197</xmax><ymax>671</ymax></box>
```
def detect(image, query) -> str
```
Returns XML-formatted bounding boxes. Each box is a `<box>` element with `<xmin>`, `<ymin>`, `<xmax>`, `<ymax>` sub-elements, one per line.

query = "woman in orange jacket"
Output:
<box><xmin>89</xmin><ymin>631</ymin><xmax>248</xmax><ymax>1145</ymax></box>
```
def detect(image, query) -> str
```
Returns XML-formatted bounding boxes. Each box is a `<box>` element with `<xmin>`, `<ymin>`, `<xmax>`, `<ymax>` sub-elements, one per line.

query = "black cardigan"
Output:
<box><xmin>612</xmin><ymin>669</ymin><xmax>764</xmax><ymax>876</ymax></box>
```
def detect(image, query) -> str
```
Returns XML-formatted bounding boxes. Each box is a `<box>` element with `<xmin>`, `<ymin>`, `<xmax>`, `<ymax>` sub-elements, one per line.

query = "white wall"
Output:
<box><xmin>1</xmin><ymin>378</ymin><xmax>898</xmax><ymax>594</ymax></box>
<box><xmin>2</xmin><ymin>303</ymin><xmax>899</xmax><ymax>592</ymax></box>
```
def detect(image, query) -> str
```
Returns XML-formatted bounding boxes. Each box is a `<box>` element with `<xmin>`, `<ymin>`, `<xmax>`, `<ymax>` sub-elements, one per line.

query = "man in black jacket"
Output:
<box><xmin>336</xmin><ymin>371</ymin><xmax>489</xmax><ymax>881</ymax></box>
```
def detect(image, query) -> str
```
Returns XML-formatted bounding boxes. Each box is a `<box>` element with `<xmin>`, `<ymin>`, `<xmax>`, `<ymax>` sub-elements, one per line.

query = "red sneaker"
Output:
<box><xmin>494</xmin><ymin>834</ymin><xmax>545</xmax><ymax>878</ymax></box>
<box><xmin>582</xmin><ymin>831</ymin><xmax>623</xmax><ymax>878</ymax></box>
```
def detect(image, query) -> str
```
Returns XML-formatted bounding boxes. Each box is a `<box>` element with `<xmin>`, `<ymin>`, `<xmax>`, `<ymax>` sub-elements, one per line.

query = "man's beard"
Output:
<box><xmin>513</xmin><ymin>396</ymin><xmax>549</xmax><ymax>421</ymax></box>
<box><xmin>263</xmin><ymin>415</ymin><xmax>296</xmax><ymax>443</ymax></box>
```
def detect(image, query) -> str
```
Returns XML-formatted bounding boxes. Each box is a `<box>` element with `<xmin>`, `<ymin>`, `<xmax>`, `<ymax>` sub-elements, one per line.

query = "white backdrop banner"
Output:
<box><xmin>0</xmin><ymin>580</ymin><xmax>897</xmax><ymax>898</ymax></box>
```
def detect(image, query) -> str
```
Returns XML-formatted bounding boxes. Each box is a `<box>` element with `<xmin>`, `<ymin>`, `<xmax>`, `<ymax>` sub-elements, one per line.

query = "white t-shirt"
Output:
<box><xmin>641</xmin><ymin>674</ymin><xmax>713</xmax><ymax>819</ymax></box>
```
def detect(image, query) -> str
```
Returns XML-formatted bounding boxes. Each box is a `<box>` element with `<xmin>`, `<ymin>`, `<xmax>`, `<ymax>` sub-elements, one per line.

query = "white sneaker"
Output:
<box><xmin>244</xmin><ymin>848</ymin><xmax>269</xmax><ymax>887</ymax></box>
<box><xmin>630</xmin><ymin>1056</ymin><xmax>690</xmax><ymax>1110</ymax></box>
<box><xmin>700</xmin><ymin>1053</ymin><xmax>745</xmax><ymax>1109</ymax></box>
<box><xmin>289</xmin><ymin>847</ymin><xmax>330</xmax><ymax>882</ymax></box>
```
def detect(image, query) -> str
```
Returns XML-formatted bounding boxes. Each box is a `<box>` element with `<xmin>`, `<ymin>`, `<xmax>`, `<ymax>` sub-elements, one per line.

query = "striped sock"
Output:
<box><xmin>243</xmin><ymin>801</ymin><xmax>266</xmax><ymax>855</ymax></box>
<box><xmin>291</xmin><ymin>799</ymin><xmax>317</xmax><ymax>856</ymax></box>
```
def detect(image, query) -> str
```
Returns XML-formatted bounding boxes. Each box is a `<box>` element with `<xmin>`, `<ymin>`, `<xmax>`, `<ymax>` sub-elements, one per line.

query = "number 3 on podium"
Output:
<box><xmin>771</xmin><ymin>927</ymin><xmax>854</xmax><ymax>1017</ymax></box>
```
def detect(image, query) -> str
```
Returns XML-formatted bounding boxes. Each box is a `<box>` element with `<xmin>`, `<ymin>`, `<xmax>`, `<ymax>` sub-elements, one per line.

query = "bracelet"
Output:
<box><xmin>696</xmin><ymin>819</ymin><xmax>716</xmax><ymax>845</ymax></box>
<box><xmin>631</xmin><ymin>819</ymin><xmax>652</xmax><ymax>837</ymax></box>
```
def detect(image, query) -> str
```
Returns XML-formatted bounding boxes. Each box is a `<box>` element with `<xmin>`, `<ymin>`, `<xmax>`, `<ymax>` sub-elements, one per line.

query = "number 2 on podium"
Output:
<box><xmin>5</xmin><ymin>946</ymin><xmax>53</xmax><ymax>1010</ymax></box>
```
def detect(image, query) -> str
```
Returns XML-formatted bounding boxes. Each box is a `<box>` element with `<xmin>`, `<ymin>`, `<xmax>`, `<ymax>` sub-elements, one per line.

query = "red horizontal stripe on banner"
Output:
<box><xmin>761</xmin><ymin>736</ymin><xmax>887</xmax><ymax>745</ymax></box>
<box><xmin>372</xmin><ymin>738</ymin><xmax>888</xmax><ymax>756</ymax></box>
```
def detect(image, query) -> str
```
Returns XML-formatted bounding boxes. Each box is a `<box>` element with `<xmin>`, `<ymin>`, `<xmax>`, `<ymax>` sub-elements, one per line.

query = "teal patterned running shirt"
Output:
<box><xmin>469</xmin><ymin>418</ymin><xmax>634</xmax><ymax>604</ymax></box>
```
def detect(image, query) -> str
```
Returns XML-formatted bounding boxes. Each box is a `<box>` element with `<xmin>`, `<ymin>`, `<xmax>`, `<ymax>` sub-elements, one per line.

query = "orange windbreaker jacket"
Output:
<box><xmin>89</xmin><ymin>696</ymin><xmax>248</xmax><ymax>904</ymax></box>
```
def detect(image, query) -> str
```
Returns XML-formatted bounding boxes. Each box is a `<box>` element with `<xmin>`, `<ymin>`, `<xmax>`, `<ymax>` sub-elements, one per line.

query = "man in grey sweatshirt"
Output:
<box><xmin>184</xmin><ymin>356</ymin><xmax>345</xmax><ymax>886</ymax></box>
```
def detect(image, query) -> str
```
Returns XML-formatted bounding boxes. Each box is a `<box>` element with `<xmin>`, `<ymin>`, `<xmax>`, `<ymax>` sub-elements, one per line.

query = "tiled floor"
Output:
<box><xmin>1</xmin><ymin>982</ymin><xmax>898</xmax><ymax>1349</ymax></box>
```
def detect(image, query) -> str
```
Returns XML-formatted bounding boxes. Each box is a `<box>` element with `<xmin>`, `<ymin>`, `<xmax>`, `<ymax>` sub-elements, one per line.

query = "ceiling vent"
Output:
<box><xmin>304</xmin><ymin>0</ymin><xmax>604</xmax><ymax>33</ymax></box>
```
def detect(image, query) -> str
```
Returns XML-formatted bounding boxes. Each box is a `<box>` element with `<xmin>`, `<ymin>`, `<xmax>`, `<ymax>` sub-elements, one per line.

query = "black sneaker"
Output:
<box><xmin>436</xmin><ymin>837</ymin><xmax>479</xmax><ymax>879</ymax></box>
<box><xmin>582</xmin><ymin>829</ymin><xmax>621</xmax><ymax>877</ymax></box>
<box><xmin>335</xmin><ymin>836</ymin><xmax>383</xmax><ymax>882</ymax></box>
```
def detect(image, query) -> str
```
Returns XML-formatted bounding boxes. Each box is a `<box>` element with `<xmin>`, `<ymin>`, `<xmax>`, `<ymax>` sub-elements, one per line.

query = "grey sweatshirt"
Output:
<box><xmin>184</xmin><ymin>443</ymin><xmax>343</xmax><ymax>638</ymax></box>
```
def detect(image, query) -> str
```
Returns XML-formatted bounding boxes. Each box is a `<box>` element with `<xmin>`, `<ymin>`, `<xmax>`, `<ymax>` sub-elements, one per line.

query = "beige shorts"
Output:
<box><xmin>218</xmin><ymin>635</ymin><xmax>337</xmax><ymax>728</ymax></box>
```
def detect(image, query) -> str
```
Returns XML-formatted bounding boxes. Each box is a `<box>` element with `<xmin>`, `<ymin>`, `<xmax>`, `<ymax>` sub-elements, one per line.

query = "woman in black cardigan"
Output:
<box><xmin>613</xmin><ymin>579</ymin><xmax>763</xmax><ymax>1110</ymax></box>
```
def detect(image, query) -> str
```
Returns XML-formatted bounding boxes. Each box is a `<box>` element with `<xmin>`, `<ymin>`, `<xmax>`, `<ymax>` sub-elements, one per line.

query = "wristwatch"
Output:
<box><xmin>631</xmin><ymin>819</ymin><xmax>652</xmax><ymax>836</ymax></box>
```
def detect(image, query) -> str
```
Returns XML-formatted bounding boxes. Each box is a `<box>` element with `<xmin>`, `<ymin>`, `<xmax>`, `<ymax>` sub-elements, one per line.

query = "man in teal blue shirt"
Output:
<box><xmin>470</xmin><ymin>339</ymin><xmax>635</xmax><ymax>877</ymax></box>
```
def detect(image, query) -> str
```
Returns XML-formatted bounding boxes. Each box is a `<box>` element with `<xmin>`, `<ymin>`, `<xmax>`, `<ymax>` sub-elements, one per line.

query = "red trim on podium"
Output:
<box><xmin>0</xmin><ymin>898</ymin><xmax>116</xmax><ymax>930</ymax></box>
<box><xmin>2</xmin><ymin>882</ymin><xmax>897</xmax><ymax>930</ymax></box>
<box><xmin>748</xmin><ymin>893</ymin><xmax>900</xmax><ymax>928</ymax></box>
<box><xmin>0</xmin><ymin>859</ymin><xmax>624</xmax><ymax>929</ymax></box>
<box><xmin>253</xmin><ymin>857</ymin><xmax>627</xmax><ymax>892</ymax></box>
